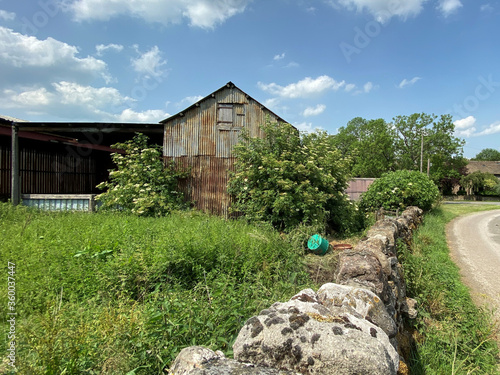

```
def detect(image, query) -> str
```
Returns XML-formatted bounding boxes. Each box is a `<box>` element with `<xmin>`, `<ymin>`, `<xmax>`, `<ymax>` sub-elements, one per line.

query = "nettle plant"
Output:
<box><xmin>96</xmin><ymin>133</ymin><xmax>187</xmax><ymax>216</ymax></box>
<box><xmin>360</xmin><ymin>169</ymin><xmax>440</xmax><ymax>212</ymax></box>
<box><xmin>228</xmin><ymin>120</ymin><xmax>355</xmax><ymax>232</ymax></box>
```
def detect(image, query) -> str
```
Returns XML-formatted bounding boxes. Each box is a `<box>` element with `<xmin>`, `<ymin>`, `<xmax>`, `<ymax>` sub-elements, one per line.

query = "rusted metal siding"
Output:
<box><xmin>0</xmin><ymin>142</ymin><xmax>10</xmax><ymax>198</ymax></box>
<box><xmin>163</xmin><ymin>85</ymin><xmax>283</xmax><ymax>215</ymax></box>
<box><xmin>166</xmin><ymin>156</ymin><xmax>235</xmax><ymax>216</ymax></box>
<box><xmin>164</xmin><ymin>86</ymin><xmax>278</xmax><ymax>159</ymax></box>
<box><xmin>0</xmin><ymin>138</ymin><xmax>109</xmax><ymax>200</ymax></box>
<box><xmin>346</xmin><ymin>178</ymin><xmax>377</xmax><ymax>201</ymax></box>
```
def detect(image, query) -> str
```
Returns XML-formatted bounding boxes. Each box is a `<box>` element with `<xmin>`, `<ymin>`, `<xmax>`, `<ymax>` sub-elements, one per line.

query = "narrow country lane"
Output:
<box><xmin>447</xmin><ymin>209</ymin><xmax>500</xmax><ymax>325</ymax></box>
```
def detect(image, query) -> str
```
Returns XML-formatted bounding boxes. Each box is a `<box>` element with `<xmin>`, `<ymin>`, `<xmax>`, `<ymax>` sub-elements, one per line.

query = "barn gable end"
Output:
<box><xmin>161</xmin><ymin>82</ymin><xmax>288</xmax><ymax>216</ymax></box>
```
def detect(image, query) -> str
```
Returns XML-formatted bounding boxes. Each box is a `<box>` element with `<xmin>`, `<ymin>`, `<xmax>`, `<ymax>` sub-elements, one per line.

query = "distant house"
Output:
<box><xmin>161</xmin><ymin>82</ymin><xmax>288</xmax><ymax>216</ymax></box>
<box><xmin>466</xmin><ymin>161</ymin><xmax>500</xmax><ymax>178</ymax></box>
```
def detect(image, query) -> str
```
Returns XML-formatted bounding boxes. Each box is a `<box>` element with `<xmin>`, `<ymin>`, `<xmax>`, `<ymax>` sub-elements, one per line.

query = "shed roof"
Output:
<box><xmin>0</xmin><ymin>115</ymin><xmax>28</xmax><ymax>123</ymax></box>
<box><xmin>160</xmin><ymin>81</ymin><xmax>288</xmax><ymax>125</ymax></box>
<box><xmin>467</xmin><ymin>161</ymin><xmax>500</xmax><ymax>175</ymax></box>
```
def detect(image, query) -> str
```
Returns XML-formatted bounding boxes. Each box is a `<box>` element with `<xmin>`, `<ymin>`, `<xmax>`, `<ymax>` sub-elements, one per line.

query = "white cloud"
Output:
<box><xmin>96</xmin><ymin>43</ymin><xmax>124</xmax><ymax>56</ymax></box>
<box><xmin>477</xmin><ymin>121</ymin><xmax>500</xmax><ymax>136</ymax></box>
<box><xmin>398</xmin><ymin>76</ymin><xmax>421</xmax><ymax>88</ymax></box>
<box><xmin>273</xmin><ymin>52</ymin><xmax>285</xmax><ymax>61</ymax></box>
<box><xmin>453</xmin><ymin>117</ymin><xmax>500</xmax><ymax>138</ymax></box>
<box><xmin>0</xmin><ymin>27</ymin><xmax>110</xmax><ymax>83</ymax></box>
<box><xmin>454</xmin><ymin>116</ymin><xmax>476</xmax><ymax>129</ymax></box>
<box><xmin>284</xmin><ymin>61</ymin><xmax>300</xmax><ymax>68</ymax></box>
<box><xmin>480</xmin><ymin>4</ymin><xmax>493</xmax><ymax>12</ymax></box>
<box><xmin>67</xmin><ymin>0</ymin><xmax>250</xmax><ymax>29</ymax></box>
<box><xmin>4</xmin><ymin>87</ymin><xmax>54</xmax><ymax>107</ymax></box>
<box><xmin>345</xmin><ymin>83</ymin><xmax>356</xmax><ymax>92</ymax></box>
<box><xmin>0</xmin><ymin>10</ymin><xmax>15</xmax><ymax>21</ymax></box>
<box><xmin>363</xmin><ymin>81</ymin><xmax>374</xmax><ymax>93</ymax></box>
<box><xmin>263</xmin><ymin>98</ymin><xmax>281</xmax><ymax>109</ymax></box>
<box><xmin>114</xmin><ymin>108</ymin><xmax>170</xmax><ymax>122</ymax></box>
<box><xmin>177</xmin><ymin>95</ymin><xmax>204</xmax><ymax>107</ymax></box>
<box><xmin>454</xmin><ymin>116</ymin><xmax>477</xmax><ymax>137</ymax></box>
<box><xmin>303</xmin><ymin>104</ymin><xmax>326</xmax><ymax>117</ymax></box>
<box><xmin>258</xmin><ymin>76</ymin><xmax>346</xmax><ymax>99</ymax></box>
<box><xmin>352</xmin><ymin>81</ymin><xmax>376</xmax><ymax>95</ymax></box>
<box><xmin>53</xmin><ymin>81</ymin><xmax>132</xmax><ymax>107</ymax></box>
<box><xmin>131</xmin><ymin>45</ymin><xmax>167</xmax><ymax>78</ymax></box>
<box><xmin>437</xmin><ymin>0</ymin><xmax>462</xmax><ymax>16</ymax></box>
<box><xmin>327</xmin><ymin>0</ymin><xmax>426</xmax><ymax>23</ymax></box>
<box><xmin>0</xmin><ymin>81</ymin><xmax>169</xmax><ymax>122</ymax></box>
<box><xmin>294</xmin><ymin>122</ymin><xmax>316</xmax><ymax>133</ymax></box>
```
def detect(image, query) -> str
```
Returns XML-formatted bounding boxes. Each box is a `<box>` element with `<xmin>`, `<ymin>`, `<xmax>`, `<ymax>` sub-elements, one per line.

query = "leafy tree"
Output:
<box><xmin>472</xmin><ymin>148</ymin><xmax>500</xmax><ymax>161</ymax></box>
<box><xmin>360</xmin><ymin>170</ymin><xmax>440</xmax><ymax>212</ymax></box>
<box><xmin>460</xmin><ymin>171</ymin><xmax>498</xmax><ymax>195</ymax></box>
<box><xmin>392</xmin><ymin>113</ymin><xmax>466</xmax><ymax>189</ymax></box>
<box><xmin>228</xmin><ymin>120</ymin><xmax>356</xmax><ymax>233</ymax></box>
<box><xmin>96</xmin><ymin>133</ymin><xmax>188</xmax><ymax>216</ymax></box>
<box><xmin>332</xmin><ymin>117</ymin><xmax>396</xmax><ymax>177</ymax></box>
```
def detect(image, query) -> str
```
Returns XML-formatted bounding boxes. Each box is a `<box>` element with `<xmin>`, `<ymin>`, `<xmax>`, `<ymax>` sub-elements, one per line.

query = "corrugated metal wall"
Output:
<box><xmin>0</xmin><ymin>138</ymin><xmax>107</xmax><ymax>199</ymax></box>
<box><xmin>166</xmin><ymin>156</ymin><xmax>235</xmax><ymax>217</ymax></box>
<box><xmin>164</xmin><ymin>85</ymin><xmax>281</xmax><ymax>215</ymax></box>
<box><xmin>0</xmin><ymin>142</ymin><xmax>10</xmax><ymax>199</ymax></box>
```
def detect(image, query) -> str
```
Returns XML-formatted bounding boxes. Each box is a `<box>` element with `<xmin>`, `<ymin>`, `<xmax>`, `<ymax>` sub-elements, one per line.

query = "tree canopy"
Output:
<box><xmin>472</xmin><ymin>148</ymin><xmax>500</xmax><ymax>161</ymax></box>
<box><xmin>331</xmin><ymin>117</ymin><xmax>396</xmax><ymax>178</ymax></box>
<box><xmin>334</xmin><ymin>113</ymin><xmax>466</xmax><ymax>191</ymax></box>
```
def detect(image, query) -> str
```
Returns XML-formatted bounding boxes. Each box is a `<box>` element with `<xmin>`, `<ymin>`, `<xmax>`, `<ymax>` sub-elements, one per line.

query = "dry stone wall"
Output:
<box><xmin>169</xmin><ymin>206</ymin><xmax>423</xmax><ymax>375</ymax></box>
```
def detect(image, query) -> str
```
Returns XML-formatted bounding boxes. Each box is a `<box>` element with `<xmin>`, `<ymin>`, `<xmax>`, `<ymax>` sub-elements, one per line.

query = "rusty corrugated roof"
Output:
<box><xmin>160</xmin><ymin>81</ymin><xmax>289</xmax><ymax>125</ymax></box>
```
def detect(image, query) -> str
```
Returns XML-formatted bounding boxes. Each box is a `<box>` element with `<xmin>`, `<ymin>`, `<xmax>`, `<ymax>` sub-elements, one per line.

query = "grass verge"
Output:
<box><xmin>400</xmin><ymin>203</ymin><xmax>500</xmax><ymax>374</ymax></box>
<box><xmin>0</xmin><ymin>203</ymin><xmax>314</xmax><ymax>374</ymax></box>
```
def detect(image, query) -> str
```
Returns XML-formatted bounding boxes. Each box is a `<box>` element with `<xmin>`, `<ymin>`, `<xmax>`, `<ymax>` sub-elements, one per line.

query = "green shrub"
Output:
<box><xmin>360</xmin><ymin>170</ymin><xmax>440</xmax><ymax>211</ymax></box>
<box><xmin>228</xmin><ymin>120</ymin><xmax>354</xmax><ymax>233</ymax></box>
<box><xmin>95</xmin><ymin>133</ymin><xmax>188</xmax><ymax>216</ymax></box>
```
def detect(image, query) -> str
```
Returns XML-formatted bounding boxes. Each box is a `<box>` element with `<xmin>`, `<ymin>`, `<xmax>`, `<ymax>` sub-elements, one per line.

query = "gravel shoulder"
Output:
<box><xmin>446</xmin><ymin>209</ymin><xmax>500</xmax><ymax>341</ymax></box>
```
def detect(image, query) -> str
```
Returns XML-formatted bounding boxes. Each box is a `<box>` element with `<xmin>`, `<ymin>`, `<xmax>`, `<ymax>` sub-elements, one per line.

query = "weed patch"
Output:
<box><xmin>0</xmin><ymin>204</ymin><xmax>313</xmax><ymax>374</ymax></box>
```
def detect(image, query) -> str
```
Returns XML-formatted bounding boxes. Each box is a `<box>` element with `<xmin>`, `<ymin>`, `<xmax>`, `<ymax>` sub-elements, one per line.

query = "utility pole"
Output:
<box><xmin>420</xmin><ymin>132</ymin><xmax>424</xmax><ymax>173</ymax></box>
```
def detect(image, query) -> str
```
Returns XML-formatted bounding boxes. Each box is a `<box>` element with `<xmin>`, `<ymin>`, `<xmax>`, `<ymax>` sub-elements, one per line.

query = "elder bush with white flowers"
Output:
<box><xmin>228</xmin><ymin>120</ymin><xmax>362</xmax><ymax>233</ymax></box>
<box><xmin>96</xmin><ymin>133</ymin><xmax>188</xmax><ymax>216</ymax></box>
<box><xmin>360</xmin><ymin>170</ymin><xmax>440</xmax><ymax>212</ymax></box>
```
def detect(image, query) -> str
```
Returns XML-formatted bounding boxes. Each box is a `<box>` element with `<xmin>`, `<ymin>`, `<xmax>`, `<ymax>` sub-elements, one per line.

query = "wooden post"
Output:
<box><xmin>11</xmin><ymin>124</ymin><xmax>20</xmax><ymax>205</ymax></box>
<box><xmin>420</xmin><ymin>132</ymin><xmax>424</xmax><ymax>173</ymax></box>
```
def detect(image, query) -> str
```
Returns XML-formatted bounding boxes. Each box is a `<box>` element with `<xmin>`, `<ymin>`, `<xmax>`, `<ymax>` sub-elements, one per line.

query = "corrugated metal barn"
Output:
<box><xmin>162</xmin><ymin>82</ymin><xmax>287</xmax><ymax>216</ymax></box>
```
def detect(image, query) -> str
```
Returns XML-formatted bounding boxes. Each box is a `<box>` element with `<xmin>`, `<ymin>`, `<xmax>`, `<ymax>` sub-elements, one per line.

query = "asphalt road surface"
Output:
<box><xmin>447</xmin><ymin>209</ymin><xmax>500</xmax><ymax>323</ymax></box>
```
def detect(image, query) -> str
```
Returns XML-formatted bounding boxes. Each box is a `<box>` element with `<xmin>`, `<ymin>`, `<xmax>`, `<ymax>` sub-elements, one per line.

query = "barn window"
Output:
<box><xmin>217</xmin><ymin>103</ymin><xmax>233</xmax><ymax>124</ymax></box>
<box><xmin>217</xmin><ymin>103</ymin><xmax>245</xmax><ymax>130</ymax></box>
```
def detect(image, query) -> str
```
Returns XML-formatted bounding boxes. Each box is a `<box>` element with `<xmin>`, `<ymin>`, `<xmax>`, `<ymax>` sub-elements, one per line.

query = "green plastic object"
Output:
<box><xmin>307</xmin><ymin>234</ymin><xmax>329</xmax><ymax>255</ymax></box>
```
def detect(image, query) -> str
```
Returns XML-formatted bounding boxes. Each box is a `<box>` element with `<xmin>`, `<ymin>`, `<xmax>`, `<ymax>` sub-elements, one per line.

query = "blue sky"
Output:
<box><xmin>1</xmin><ymin>0</ymin><xmax>499</xmax><ymax>158</ymax></box>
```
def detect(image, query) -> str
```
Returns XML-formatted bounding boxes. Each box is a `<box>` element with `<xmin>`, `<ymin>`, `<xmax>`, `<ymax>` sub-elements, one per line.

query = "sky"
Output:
<box><xmin>0</xmin><ymin>0</ymin><xmax>499</xmax><ymax>158</ymax></box>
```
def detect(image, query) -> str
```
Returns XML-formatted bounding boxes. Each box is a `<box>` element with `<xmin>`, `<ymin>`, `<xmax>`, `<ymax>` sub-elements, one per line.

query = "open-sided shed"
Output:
<box><xmin>1</xmin><ymin>116</ymin><xmax>163</xmax><ymax>205</ymax></box>
<box><xmin>161</xmin><ymin>82</ymin><xmax>287</xmax><ymax>216</ymax></box>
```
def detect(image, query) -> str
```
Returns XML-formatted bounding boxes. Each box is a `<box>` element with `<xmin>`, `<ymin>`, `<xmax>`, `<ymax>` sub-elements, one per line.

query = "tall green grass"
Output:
<box><xmin>0</xmin><ymin>204</ymin><xmax>312</xmax><ymax>374</ymax></box>
<box><xmin>399</xmin><ymin>204</ymin><xmax>500</xmax><ymax>374</ymax></box>
<box><xmin>2</xmin><ymin>203</ymin><xmax>499</xmax><ymax>374</ymax></box>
